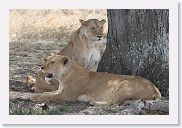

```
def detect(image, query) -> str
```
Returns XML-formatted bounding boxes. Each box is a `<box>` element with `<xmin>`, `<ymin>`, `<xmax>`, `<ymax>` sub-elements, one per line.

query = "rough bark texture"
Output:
<box><xmin>98</xmin><ymin>9</ymin><xmax>169</xmax><ymax>98</ymax></box>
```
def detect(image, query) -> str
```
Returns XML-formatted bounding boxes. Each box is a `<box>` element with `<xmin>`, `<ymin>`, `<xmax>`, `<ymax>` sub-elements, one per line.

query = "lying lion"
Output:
<box><xmin>32</xmin><ymin>55</ymin><xmax>161</xmax><ymax>105</ymax></box>
<box><xmin>30</xmin><ymin>70</ymin><xmax>59</xmax><ymax>93</ymax></box>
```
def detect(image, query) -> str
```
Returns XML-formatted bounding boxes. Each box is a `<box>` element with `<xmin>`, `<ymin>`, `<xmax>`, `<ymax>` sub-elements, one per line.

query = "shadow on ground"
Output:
<box><xmin>9</xmin><ymin>40</ymin><xmax>169</xmax><ymax>115</ymax></box>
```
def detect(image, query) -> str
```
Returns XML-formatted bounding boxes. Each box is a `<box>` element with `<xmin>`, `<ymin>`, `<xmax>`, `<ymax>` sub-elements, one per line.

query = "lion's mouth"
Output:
<box><xmin>45</xmin><ymin>73</ymin><xmax>53</xmax><ymax>81</ymax></box>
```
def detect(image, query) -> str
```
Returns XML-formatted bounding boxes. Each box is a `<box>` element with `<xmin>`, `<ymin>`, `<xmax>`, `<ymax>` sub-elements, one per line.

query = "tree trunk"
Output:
<box><xmin>98</xmin><ymin>9</ymin><xmax>169</xmax><ymax>98</ymax></box>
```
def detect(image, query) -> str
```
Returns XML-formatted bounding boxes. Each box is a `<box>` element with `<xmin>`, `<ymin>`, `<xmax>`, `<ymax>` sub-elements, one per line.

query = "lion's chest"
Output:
<box><xmin>89</xmin><ymin>48</ymin><xmax>101</xmax><ymax>63</ymax></box>
<box><xmin>83</xmin><ymin>48</ymin><xmax>100</xmax><ymax>70</ymax></box>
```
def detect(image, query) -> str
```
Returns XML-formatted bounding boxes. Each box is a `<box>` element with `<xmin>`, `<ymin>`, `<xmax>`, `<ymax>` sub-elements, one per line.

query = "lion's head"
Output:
<box><xmin>79</xmin><ymin>19</ymin><xmax>106</xmax><ymax>41</ymax></box>
<box><xmin>42</xmin><ymin>55</ymin><xmax>70</xmax><ymax>79</ymax></box>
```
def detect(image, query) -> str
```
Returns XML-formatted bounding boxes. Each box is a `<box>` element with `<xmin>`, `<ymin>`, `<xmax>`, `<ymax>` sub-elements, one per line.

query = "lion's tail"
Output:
<box><xmin>154</xmin><ymin>86</ymin><xmax>161</xmax><ymax>100</ymax></box>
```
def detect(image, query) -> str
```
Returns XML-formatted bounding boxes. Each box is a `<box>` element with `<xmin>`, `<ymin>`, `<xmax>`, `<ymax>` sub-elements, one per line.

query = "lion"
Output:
<box><xmin>26</xmin><ymin>19</ymin><xmax>106</xmax><ymax>92</ymax></box>
<box><xmin>58</xmin><ymin>19</ymin><xmax>106</xmax><ymax>71</ymax></box>
<box><xmin>31</xmin><ymin>55</ymin><xmax>161</xmax><ymax>105</ymax></box>
<box><xmin>27</xmin><ymin>70</ymin><xmax>59</xmax><ymax>93</ymax></box>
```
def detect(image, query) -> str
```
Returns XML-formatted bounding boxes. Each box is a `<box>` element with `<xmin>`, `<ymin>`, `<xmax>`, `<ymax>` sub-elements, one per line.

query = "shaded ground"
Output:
<box><xmin>9</xmin><ymin>40</ymin><xmax>124</xmax><ymax>115</ymax></box>
<box><xmin>9</xmin><ymin>40</ymin><xmax>168</xmax><ymax>115</ymax></box>
<box><xmin>9</xmin><ymin>10</ymin><xmax>168</xmax><ymax>115</ymax></box>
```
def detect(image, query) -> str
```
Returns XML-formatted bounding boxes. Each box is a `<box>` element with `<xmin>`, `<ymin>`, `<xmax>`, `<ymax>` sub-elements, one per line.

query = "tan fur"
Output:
<box><xmin>26</xmin><ymin>75</ymin><xmax>36</xmax><ymax>88</ymax></box>
<box><xmin>58</xmin><ymin>19</ymin><xmax>106</xmax><ymax>71</ymax></box>
<box><xmin>30</xmin><ymin>70</ymin><xmax>59</xmax><ymax>93</ymax></box>
<box><xmin>26</xmin><ymin>19</ymin><xmax>106</xmax><ymax>92</ymax></box>
<box><xmin>26</xmin><ymin>41</ymin><xmax>106</xmax><ymax>92</ymax></box>
<box><xmin>32</xmin><ymin>55</ymin><xmax>161</xmax><ymax>105</ymax></box>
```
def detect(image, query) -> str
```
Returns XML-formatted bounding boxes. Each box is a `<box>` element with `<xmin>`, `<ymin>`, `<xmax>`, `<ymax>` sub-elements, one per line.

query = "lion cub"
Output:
<box><xmin>32</xmin><ymin>55</ymin><xmax>161</xmax><ymax>105</ymax></box>
<box><xmin>27</xmin><ymin>70</ymin><xmax>59</xmax><ymax>93</ymax></box>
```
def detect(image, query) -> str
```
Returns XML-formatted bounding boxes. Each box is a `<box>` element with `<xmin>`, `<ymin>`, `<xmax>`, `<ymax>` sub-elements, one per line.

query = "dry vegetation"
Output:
<box><xmin>9</xmin><ymin>9</ymin><xmax>110</xmax><ymax>115</ymax></box>
<box><xmin>9</xmin><ymin>9</ymin><xmax>108</xmax><ymax>43</ymax></box>
<box><xmin>9</xmin><ymin>9</ymin><xmax>168</xmax><ymax>115</ymax></box>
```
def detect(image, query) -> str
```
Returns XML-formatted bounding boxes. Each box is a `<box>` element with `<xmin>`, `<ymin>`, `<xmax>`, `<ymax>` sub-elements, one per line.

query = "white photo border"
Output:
<box><xmin>0</xmin><ymin>0</ymin><xmax>178</xmax><ymax>124</ymax></box>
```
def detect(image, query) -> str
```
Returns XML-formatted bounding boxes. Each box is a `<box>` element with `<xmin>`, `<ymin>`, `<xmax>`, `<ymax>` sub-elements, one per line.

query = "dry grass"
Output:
<box><xmin>9</xmin><ymin>9</ymin><xmax>107</xmax><ymax>43</ymax></box>
<box><xmin>9</xmin><ymin>9</ymin><xmax>109</xmax><ymax>115</ymax></box>
<box><xmin>9</xmin><ymin>10</ymin><xmax>168</xmax><ymax>115</ymax></box>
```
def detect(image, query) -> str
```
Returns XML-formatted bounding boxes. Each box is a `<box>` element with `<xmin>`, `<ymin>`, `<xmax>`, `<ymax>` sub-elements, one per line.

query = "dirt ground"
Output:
<box><xmin>9</xmin><ymin>38</ymin><xmax>169</xmax><ymax>115</ymax></box>
<box><xmin>9</xmin><ymin>41</ymin><xmax>143</xmax><ymax>115</ymax></box>
<box><xmin>9</xmin><ymin>10</ymin><xmax>168</xmax><ymax>115</ymax></box>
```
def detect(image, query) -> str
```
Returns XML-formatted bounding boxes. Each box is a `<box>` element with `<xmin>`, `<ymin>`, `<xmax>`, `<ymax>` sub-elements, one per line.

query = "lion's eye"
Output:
<box><xmin>50</xmin><ymin>61</ymin><xmax>55</xmax><ymax>64</ymax></box>
<box><xmin>100</xmin><ymin>27</ymin><xmax>103</xmax><ymax>30</ymax></box>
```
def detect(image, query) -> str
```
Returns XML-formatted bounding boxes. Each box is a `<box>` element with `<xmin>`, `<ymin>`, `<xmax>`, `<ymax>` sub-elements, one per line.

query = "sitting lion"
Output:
<box><xmin>26</xmin><ymin>19</ymin><xmax>107</xmax><ymax>92</ymax></box>
<box><xmin>32</xmin><ymin>55</ymin><xmax>161</xmax><ymax>105</ymax></box>
<box><xmin>58</xmin><ymin>19</ymin><xmax>107</xmax><ymax>71</ymax></box>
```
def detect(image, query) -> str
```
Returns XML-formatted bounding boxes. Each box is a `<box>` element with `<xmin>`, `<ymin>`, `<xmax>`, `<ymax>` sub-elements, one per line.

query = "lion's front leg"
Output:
<box><xmin>31</xmin><ymin>81</ymin><xmax>65</xmax><ymax>102</ymax></box>
<box><xmin>43</xmin><ymin>82</ymin><xmax>63</xmax><ymax>95</ymax></box>
<box><xmin>31</xmin><ymin>91</ymin><xmax>64</xmax><ymax>102</ymax></box>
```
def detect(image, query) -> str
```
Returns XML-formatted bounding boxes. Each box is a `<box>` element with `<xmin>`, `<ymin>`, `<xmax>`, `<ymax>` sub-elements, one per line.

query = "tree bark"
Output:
<box><xmin>98</xmin><ymin>9</ymin><xmax>169</xmax><ymax>98</ymax></box>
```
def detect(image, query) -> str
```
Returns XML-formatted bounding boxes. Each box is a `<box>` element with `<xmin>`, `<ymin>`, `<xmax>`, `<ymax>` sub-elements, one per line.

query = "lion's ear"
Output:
<box><xmin>62</xmin><ymin>56</ymin><xmax>69</xmax><ymax>66</ymax></box>
<box><xmin>79</xmin><ymin>19</ymin><xmax>86</xmax><ymax>25</ymax></box>
<box><xmin>100</xmin><ymin>19</ymin><xmax>106</xmax><ymax>24</ymax></box>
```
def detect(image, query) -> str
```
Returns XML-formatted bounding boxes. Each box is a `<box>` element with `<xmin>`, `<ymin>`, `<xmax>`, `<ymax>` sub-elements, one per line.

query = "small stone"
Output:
<box><xmin>35</xmin><ymin>102</ymin><xmax>49</xmax><ymax>110</ymax></box>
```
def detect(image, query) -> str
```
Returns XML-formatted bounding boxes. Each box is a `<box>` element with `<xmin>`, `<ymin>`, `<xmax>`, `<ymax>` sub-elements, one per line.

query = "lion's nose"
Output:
<box><xmin>46</xmin><ymin>73</ymin><xmax>53</xmax><ymax>78</ymax></box>
<box><xmin>97</xmin><ymin>35</ymin><xmax>102</xmax><ymax>40</ymax></box>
